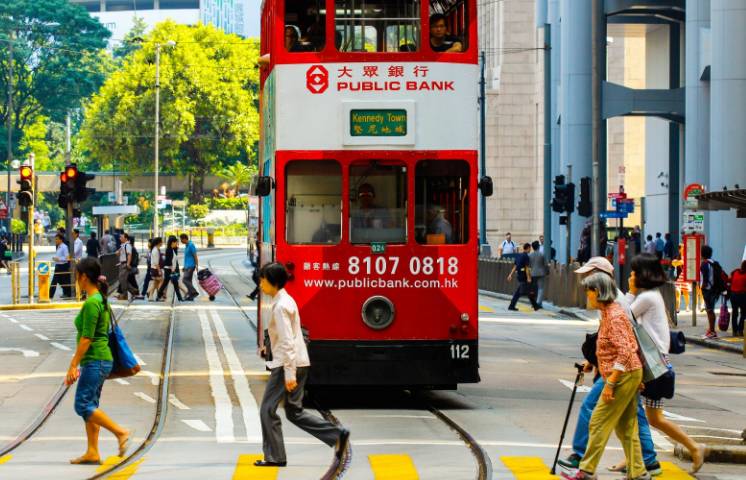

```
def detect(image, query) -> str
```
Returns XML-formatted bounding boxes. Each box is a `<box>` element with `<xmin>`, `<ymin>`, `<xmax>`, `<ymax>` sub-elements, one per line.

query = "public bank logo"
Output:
<box><xmin>306</xmin><ymin>65</ymin><xmax>329</xmax><ymax>94</ymax></box>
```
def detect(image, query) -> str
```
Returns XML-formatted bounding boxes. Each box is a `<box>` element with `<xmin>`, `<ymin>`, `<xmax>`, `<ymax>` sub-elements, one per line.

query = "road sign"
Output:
<box><xmin>608</xmin><ymin>192</ymin><xmax>627</xmax><ymax>200</ymax></box>
<box><xmin>683</xmin><ymin>183</ymin><xmax>705</xmax><ymax>201</ymax></box>
<box><xmin>683</xmin><ymin>198</ymin><xmax>698</xmax><ymax>210</ymax></box>
<box><xmin>156</xmin><ymin>195</ymin><xmax>167</xmax><ymax>201</ymax></box>
<box><xmin>600</xmin><ymin>211</ymin><xmax>628</xmax><ymax>219</ymax></box>
<box><xmin>617</xmin><ymin>200</ymin><xmax>635</xmax><ymax>213</ymax></box>
<box><xmin>683</xmin><ymin>234</ymin><xmax>704</xmax><ymax>282</ymax></box>
<box><xmin>682</xmin><ymin>210</ymin><xmax>705</xmax><ymax>233</ymax></box>
<box><xmin>37</xmin><ymin>263</ymin><xmax>50</xmax><ymax>275</ymax></box>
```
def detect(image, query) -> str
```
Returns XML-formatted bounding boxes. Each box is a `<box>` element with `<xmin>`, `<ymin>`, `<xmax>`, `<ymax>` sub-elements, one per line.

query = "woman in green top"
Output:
<box><xmin>65</xmin><ymin>257</ymin><xmax>131</xmax><ymax>465</ymax></box>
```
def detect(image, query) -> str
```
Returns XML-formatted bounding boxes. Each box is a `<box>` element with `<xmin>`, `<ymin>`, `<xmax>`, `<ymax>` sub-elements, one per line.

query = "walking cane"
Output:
<box><xmin>550</xmin><ymin>363</ymin><xmax>585</xmax><ymax>475</ymax></box>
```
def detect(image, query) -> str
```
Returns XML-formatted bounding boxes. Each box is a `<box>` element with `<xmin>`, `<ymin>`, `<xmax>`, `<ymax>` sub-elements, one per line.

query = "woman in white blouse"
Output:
<box><xmin>627</xmin><ymin>253</ymin><xmax>704</xmax><ymax>473</ymax></box>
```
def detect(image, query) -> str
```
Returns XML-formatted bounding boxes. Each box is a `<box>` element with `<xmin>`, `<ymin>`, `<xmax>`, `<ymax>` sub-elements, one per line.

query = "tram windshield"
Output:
<box><xmin>286</xmin><ymin>161</ymin><xmax>342</xmax><ymax>244</ymax></box>
<box><xmin>285</xmin><ymin>0</ymin><xmax>326</xmax><ymax>52</ymax></box>
<box><xmin>350</xmin><ymin>162</ymin><xmax>407</xmax><ymax>244</ymax></box>
<box><xmin>335</xmin><ymin>0</ymin><xmax>421</xmax><ymax>52</ymax></box>
<box><xmin>415</xmin><ymin>160</ymin><xmax>469</xmax><ymax>244</ymax></box>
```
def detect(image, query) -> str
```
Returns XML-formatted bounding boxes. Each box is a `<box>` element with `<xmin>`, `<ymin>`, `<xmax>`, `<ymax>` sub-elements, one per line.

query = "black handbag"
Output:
<box><xmin>581</xmin><ymin>331</ymin><xmax>598</xmax><ymax>368</ymax></box>
<box><xmin>263</xmin><ymin>329</ymin><xmax>273</xmax><ymax>362</ymax></box>
<box><xmin>669</xmin><ymin>330</ymin><xmax>686</xmax><ymax>354</ymax></box>
<box><xmin>643</xmin><ymin>366</ymin><xmax>675</xmax><ymax>401</ymax></box>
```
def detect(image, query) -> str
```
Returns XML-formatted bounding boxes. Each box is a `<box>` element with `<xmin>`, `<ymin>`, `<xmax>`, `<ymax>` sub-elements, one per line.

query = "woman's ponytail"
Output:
<box><xmin>97</xmin><ymin>275</ymin><xmax>109</xmax><ymax>309</ymax></box>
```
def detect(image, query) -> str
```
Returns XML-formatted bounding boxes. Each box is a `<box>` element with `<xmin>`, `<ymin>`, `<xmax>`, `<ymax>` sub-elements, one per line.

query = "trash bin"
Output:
<box><xmin>207</xmin><ymin>228</ymin><xmax>215</xmax><ymax>248</ymax></box>
<box><xmin>37</xmin><ymin>262</ymin><xmax>51</xmax><ymax>303</ymax></box>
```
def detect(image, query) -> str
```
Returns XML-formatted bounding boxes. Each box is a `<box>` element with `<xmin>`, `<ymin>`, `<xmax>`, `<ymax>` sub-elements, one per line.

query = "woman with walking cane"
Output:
<box><xmin>254</xmin><ymin>262</ymin><xmax>349</xmax><ymax>467</ymax></box>
<box><xmin>563</xmin><ymin>272</ymin><xmax>648</xmax><ymax>480</ymax></box>
<box><xmin>65</xmin><ymin>257</ymin><xmax>131</xmax><ymax>465</ymax></box>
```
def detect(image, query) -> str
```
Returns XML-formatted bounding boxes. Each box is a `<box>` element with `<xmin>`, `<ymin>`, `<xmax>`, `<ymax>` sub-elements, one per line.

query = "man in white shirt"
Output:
<box><xmin>50</xmin><ymin>233</ymin><xmax>72</xmax><ymax>298</ymax></box>
<box><xmin>255</xmin><ymin>262</ymin><xmax>349</xmax><ymax>467</ymax></box>
<box><xmin>498</xmin><ymin>232</ymin><xmax>517</xmax><ymax>258</ymax></box>
<box><xmin>72</xmin><ymin>229</ymin><xmax>84</xmax><ymax>261</ymax></box>
<box><xmin>117</xmin><ymin>233</ymin><xmax>139</xmax><ymax>300</ymax></box>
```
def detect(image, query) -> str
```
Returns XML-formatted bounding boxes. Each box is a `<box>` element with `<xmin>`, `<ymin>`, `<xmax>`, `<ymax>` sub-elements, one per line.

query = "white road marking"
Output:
<box><xmin>169</xmin><ymin>394</ymin><xmax>190</xmax><ymax>410</ymax></box>
<box><xmin>34</xmin><ymin>334</ymin><xmax>50</xmax><ymax>341</ymax></box>
<box><xmin>651</xmin><ymin>430</ymin><xmax>674</xmax><ymax>450</ymax></box>
<box><xmin>480</xmin><ymin>317</ymin><xmax>598</xmax><ymax>327</ymax></box>
<box><xmin>50</xmin><ymin>342</ymin><xmax>71</xmax><ymax>351</ymax></box>
<box><xmin>182</xmin><ymin>419</ymin><xmax>212</xmax><ymax>432</ymax></box>
<box><xmin>134</xmin><ymin>392</ymin><xmax>156</xmax><ymax>404</ymax></box>
<box><xmin>683</xmin><ymin>425</ymin><xmax>741</xmax><ymax>433</ymax></box>
<box><xmin>8</xmin><ymin>318</ymin><xmax>18</xmax><ymax>323</ymax></box>
<box><xmin>558</xmin><ymin>379</ymin><xmax>592</xmax><ymax>393</ymax></box>
<box><xmin>663</xmin><ymin>410</ymin><xmax>705</xmax><ymax>423</ymax></box>
<box><xmin>134</xmin><ymin>354</ymin><xmax>147</xmax><ymax>366</ymax></box>
<box><xmin>210</xmin><ymin>309</ymin><xmax>261</xmax><ymax>442</ymax></box>
<box><xmin>198</xmin><ymin>309</ymin><xmax>234</xmax><ymax>443</ymax></box>
<box><xmin>19</xmin><ymin>324</ymin><xmax>34</xmax><ymax>331</ymax></box>
<box><xmin>0</xmin><ymin>348</ymin><xmax>40</xmax><ymax>358</ymax></box>
<box><xmin>115</xmin><ymin>378</ymin><xmax>130</xmax><ymax>385</ymax></box>
<box><xmin>140</xmin><ymin>370</ymin><xmax>160</xmax><ymax>386</ymax></box>
<box><xmin>364</xmin><ymin>414</ymin><xmax>436</xmax><ymax>419</ymax></box>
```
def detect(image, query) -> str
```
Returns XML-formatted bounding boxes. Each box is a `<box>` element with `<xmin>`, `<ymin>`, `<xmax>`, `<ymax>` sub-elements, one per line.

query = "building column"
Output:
<box><xmin>549</xmin><ymin>0</ymin><xmax>562</xmax><ymax>259</ymax></box>
<box><xmin>559</xmin><ymin>0</ymin><xmax>592</xmax><ymax>262</ymax></box>
<box><xmin>685</xmin><ymin>0</ymin><xmax>710</xmax><ymax>186</ymax></box>
<box><xmin>709</xmin><ymin>0</ymin><xmax>746</xmax><ymax>270</ymax></box>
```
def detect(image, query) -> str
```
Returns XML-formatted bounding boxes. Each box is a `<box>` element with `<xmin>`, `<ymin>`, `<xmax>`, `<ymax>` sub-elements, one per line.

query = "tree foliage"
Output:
<box><xmin>0</xmin><ymin>0</ymin><xmax>112</xmax><ymax>161</ymax></box>
<box><xmin>219</xmin><ymin>162</ymin><xmax>257</xmax><ymax>194</ymax></box>
<box><xmin>80</xmin><ymin>21</ymin><xmax>260</xmax><ymax>201</ymax></box>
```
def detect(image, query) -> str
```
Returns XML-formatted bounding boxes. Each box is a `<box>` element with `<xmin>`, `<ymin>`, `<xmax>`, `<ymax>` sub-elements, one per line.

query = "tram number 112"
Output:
<box><xmin>450</xmin><ymin>344</ymin><xmax>470</xmax><ymax>360</ymax></box>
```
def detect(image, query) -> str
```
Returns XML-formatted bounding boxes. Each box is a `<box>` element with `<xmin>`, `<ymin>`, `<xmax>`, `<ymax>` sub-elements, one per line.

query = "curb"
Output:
<box><xmin>675</xmin><ymin>443</ymin><xmax>746</xmax><ymax>464</ymax></box>
<box><xmin>0</xmin><ymin>302</ymin><xmax>84</xmax><ymax>311</ymax></box>
<box><xmin>478</xmin><ymin>289</ymin><xmax>594</xmax><ymax>321</ymax></box>
<box><xmin>685</xmin><ymin>335</ymin><xmax>743</xmax><ymax>355</ymax></box>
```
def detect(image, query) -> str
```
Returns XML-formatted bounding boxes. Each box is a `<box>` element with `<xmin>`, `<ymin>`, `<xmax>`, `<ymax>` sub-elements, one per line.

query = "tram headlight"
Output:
<box><xmin>361</xmin><ymin>296</ymin><xmax>395</xmax><ymax>330</ymax></box>
<box><xmin>460</xmin><ymin>313</ymin><xmax>470</xmax><ymax>323</ymax></box>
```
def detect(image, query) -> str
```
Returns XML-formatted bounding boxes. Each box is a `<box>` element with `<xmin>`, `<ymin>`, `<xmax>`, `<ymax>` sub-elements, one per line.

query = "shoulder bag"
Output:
<box><xmin>106</xmin><ymin>305</ymin><xmax>142</xmax><ymax>378</ymax></box>
<box><xmin>631</xmin><ymin>312</ymin><xmax>669</xmax><ymax>383</ymax></box>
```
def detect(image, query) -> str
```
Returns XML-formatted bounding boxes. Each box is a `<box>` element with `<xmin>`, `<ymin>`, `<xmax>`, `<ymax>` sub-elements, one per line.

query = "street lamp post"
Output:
<box><xmin>5</xmin><ymin>36</ymin><xmax>13</xmax><ymax>233</ymax></box>
<box><xmin>153</xmin><ymin>40</ymin><xmax>175</xmax><ymax>238</ymax></box>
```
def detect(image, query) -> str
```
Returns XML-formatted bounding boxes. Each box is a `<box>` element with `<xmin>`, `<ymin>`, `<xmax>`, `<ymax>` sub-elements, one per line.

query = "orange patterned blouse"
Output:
<box><xmin>596</xmin><ymin>302</ymin><xmax>642</xmax><ymax>378</ymax></box>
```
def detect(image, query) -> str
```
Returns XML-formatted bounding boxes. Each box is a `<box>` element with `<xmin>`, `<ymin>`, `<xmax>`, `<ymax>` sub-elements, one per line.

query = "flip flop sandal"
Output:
<box><xmin>607</xmin><ymin>464</ymin><xmax>626</xmax><ymax>473</ymax></box>
<box><xmin>118</xmin><ymin>430</ymin><xmax>134</xmax><ymax>457</ymax></box>
<box><xmin>70</xmin><ymin>457</ymin><xmax>102</xmax><ymax>465</ymax></box>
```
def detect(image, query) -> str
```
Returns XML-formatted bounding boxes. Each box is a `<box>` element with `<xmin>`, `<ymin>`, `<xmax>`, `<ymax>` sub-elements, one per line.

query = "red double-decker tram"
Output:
<box><xmin>256</xmin><ymin>0</ymin><xmax>492</xmax><ymax>388</ymax></box>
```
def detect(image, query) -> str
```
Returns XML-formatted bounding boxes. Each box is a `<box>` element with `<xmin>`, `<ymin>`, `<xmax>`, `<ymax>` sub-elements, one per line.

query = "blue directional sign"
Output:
<box><xmin>617</xmin><ymin>200</ymin><xmax>635</xmax><ymax>213</ymax></box>
<box><xmin>600</xmin><ymin>211</ymin><xmax>628</xmax><ymax>219</ymax></box>
<box><xmin>37</xmin><ymin>263</ymin><xmax>50</xmax><ymax>275</ymax></box>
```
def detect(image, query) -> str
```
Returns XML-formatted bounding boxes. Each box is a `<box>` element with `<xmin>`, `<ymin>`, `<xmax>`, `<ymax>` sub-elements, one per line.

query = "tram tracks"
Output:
<box><xmin>0</xmin><ymin>298</ymin><xmax>136</xmax><ymax>460</ymax></box>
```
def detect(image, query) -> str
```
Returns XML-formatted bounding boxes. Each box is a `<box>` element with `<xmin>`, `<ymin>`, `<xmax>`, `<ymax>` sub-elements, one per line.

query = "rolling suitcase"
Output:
<box><xmin>197</xmin><ymin>268</ymin><xmax>222</xmax><ymax>301</ymax></box>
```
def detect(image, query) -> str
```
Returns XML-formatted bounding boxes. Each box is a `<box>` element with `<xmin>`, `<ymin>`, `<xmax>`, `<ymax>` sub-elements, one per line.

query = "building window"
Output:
<box><xmin>284</xmin><ymin>0</ymin><xmax>326</xmax><ymax>52</ymax></box>
<box><xmin>159</xmin><ymin>0</ymin><xmax>199</xmax><ymax>9</ymax></box>
<box><xmin>105</xmin><ymin>0</ymin><xmax>135</xmax><ymax>12</ymax></box>
<box><xmin>134</xmin><ymin>0</ymin><xmax>155</xmax><ymax>9</ymax></box>
<box><xmin>415</xmin><ymin>160</ymin><xmax>469</xmax><ymax>244</ymax></box>
<box><xmin>429</xmin><ymin>0</ymin><xmax>468</xmax><ymax>52</ymax></box>
<box><xmin>286</xmin><ymin>161</ymin><xmax>342</xmax><ymax>245</ymax></box>
<box><xmin>74</xmin><ymin>0</ymin><xmax>101</xmax><ymax>12</ymax></box>
<box><xmin>335</xmin><ymin>0</ymin><xmax>420</xmax><ymax>52</ymax></box>
<box><xmin>350</xmin><ymin>162</ymin><xmax>407</xmax><ymax>244</ymax></box>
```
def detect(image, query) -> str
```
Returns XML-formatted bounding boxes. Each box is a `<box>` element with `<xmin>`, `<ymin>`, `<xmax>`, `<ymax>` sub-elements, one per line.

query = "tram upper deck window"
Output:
<box><xmin>286</xmin><ymin>161</ymin><xmax>342</xmax><ymax>245</ymax></box>
<box><xmin>350</xmin><ymin>162</ymin><xmax>407</xmax><ymax>244</ymax></box>
<box><xmin>429</xmin><ymin>0</ymin><xmax>468</xmax><ymax>52</ymax></box>
<box><xmin>285</xmin><ymin>0</ymin><xmax>326</xmax><ymax>52</ymax></box>
<box><xmin>335</xmin><ymin>0</ymin><xmax>421</xmax><ymax>52</ymax></box>
<box><xmin>415</xmin><ymin>160</ymin><xmax>469</xmax><ymax>244</ymax></box>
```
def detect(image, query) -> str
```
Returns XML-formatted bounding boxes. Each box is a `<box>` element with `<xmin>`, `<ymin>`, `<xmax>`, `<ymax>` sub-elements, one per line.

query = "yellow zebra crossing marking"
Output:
<box><xmin>479</xmin><ymin>305</ymin><xmax>496</xmax><ymax>313</ymax></box>
<box><xmin>369</xmin><ymin>454</ymin><xmax>419</xmax><ymax>480</ymax></box>
<box><xmin>659</xmin><ymin>461</ymin><xmax>694</xmax><ymax>479</ymax></box>
<box><xmin>501</xmin><ymin>456</ymin><xmax>558</xmax><ymax>479</ymax></box>
<box><xmin>232</xmin><ymin>454</ymin><xmax>278</xmax><ymax>480</ymax></box>
<box><xmin>96</xmin><ymin>456</ymin><xmax>145</xmax><ymax>479</ymax></box>
<box><xmin>0</xmin><ymin>455</ymin><xmax>11</xmax><ymax>465</ymax></box>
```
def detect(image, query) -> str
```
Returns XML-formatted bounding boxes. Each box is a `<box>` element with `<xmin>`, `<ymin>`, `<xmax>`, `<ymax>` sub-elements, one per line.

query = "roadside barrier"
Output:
<box><xmin>10</xmin><ymin>262</ymin><xmax>21</xmax><ymax>304</ymax></box>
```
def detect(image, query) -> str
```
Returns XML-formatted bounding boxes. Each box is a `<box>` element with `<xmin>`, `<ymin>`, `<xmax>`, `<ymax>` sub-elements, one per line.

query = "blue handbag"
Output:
<box><xmin>106</xmin><ymin>306</ymin><xmax>141</xmax><ymax>379</ymax></box>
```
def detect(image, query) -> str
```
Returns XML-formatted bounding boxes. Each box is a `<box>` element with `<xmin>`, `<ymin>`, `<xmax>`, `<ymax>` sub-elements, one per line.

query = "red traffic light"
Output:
<box><xmin>60</xmin><ymin>172</ymin><xmax>68</xmax><ymax>183</ymax></box>
<box><xmin>19</xmin><ymin>166</ymin><xmax>33</xmax><ymax>180</ymax></box>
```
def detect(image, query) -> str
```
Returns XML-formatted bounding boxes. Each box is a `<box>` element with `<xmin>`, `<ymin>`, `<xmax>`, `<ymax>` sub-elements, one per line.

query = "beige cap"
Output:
<box><xmin>575</xmin><ymin>256</ymin><xmax>614</xmax><ymax>275</ymax></box>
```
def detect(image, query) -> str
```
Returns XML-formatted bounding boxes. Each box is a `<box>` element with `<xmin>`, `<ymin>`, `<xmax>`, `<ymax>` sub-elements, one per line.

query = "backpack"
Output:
<box><xmin>712</xmin><ymin>261</ymin><xmax>728</xmax><ymax>293</ymax></box>
<box><xmin>129</xmin><ymin>244</ymin><xmax>140</xmax><ymax>269</ymax></box>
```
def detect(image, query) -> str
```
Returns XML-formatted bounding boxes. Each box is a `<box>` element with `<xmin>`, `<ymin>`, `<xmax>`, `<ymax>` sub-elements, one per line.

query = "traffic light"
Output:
<box><xmin>74</xmin><ymin>170</ymin><xmax>96</xmax><ymax>202</ymax></box>
<box><xmin>552</xmin><ymin>175</ymin><xmax>566</xmax><ymax>213</ymax></box>
<box><xmin>564</xmin><ymin>181</ymin><xmax>575</xmax><ymax>214</ymax></box>
<box><xmin>16</xmin><ymin>165</ymin><xmax>34</xmax><ymax>207</ymax></box>
<box><xmin>578</xmin><ymin>176</ymin><xmax>592</xmax><ymax>217</ymax></box>
<box><xmin>58</xmin><ymin>164</ymin><xmax>78</xmax><ymax>209</ymax></box>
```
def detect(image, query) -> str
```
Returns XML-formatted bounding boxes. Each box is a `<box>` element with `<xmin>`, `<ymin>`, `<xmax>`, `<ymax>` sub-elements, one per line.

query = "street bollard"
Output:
<box><xmin>207</xmin><ymin>228</ymin><xmax>215</xmax><ymax>248</ymax></box>
<box><xmin>37</xmin><ymin>262</ymin><xmax>51</xmax><ymax>303</ymax></box>
<box><xmin>10</xmin><ymin>262</ymin><xmax>20</xmax><ymax>304</ymax></box>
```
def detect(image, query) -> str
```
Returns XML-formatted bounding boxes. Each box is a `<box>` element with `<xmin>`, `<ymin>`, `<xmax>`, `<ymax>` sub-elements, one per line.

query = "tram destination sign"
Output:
<box><xmin>350</xmin><ymin>109</ymin><xmax>407</xmax><ymax>137</ymax></box>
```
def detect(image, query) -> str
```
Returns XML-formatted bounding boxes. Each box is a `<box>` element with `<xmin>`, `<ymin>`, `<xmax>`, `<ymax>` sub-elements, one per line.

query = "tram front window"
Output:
<box><xmin>350</xmin><ymin>162</ymin><xmax>407</xmax><ymax>244</ymax></box>
<box><xmin>429</xmin><ymin>0</ymin><xmax>469</xmax><ymax>52</ymax></box>
<box><xmin>415</xmin><ymin>160</ymin><xmax>469</xmax><ymax>244</ymax></box>
<box><xmin>285</xmin><ymin>0</ymin><xmax>326</xmax><ymax>52</ymax></box>
<box><xmin>286</xmin><ymin>161</ymin><xmax>342</xmax><ymax>245</ymax></box>
<box><xmin>335</xmin><ymin>0</ymin><xmax>421</xmax><ymax>52</ymax></box>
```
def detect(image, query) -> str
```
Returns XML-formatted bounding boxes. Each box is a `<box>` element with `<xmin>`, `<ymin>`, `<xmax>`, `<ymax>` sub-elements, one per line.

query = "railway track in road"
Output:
<box><xmin>213</xmin><ymin>254</ymin><xmax>493</xmax><ymax>480</ymax></box>
<box><xmin>87</xmin><ymin>294</ymin><xmax>175</xmax><ymax>480</ymax></box>
<box><xmin>0</xmin><ymin>298</ymin><xmax>136</xmax><ymax>460</ymax></box>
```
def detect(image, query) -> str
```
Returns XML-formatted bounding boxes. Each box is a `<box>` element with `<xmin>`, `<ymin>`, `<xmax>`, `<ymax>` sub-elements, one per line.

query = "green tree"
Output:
<box><xmin>187</xmin><ymin>203</ymin><xmax>209</xmax><ymax>222</ymax></box>
<box><xmin>113</xmin><ymin>16</ymin><xmax>147</xmax><ymax>60</ymax></box>
<box><xmin>219</xmin><ymin>162</ymin><xmax>257</xmax><ymax>194</ymax></box>
<box><xmin>80</xmin><ymin>21</ymin><xmax>260</xmax><ymax>202</ymax></box>
<box><xmin>0</xmin><ymin>0</ymin><xmax>112</xmax><ymax>160</ymax></box>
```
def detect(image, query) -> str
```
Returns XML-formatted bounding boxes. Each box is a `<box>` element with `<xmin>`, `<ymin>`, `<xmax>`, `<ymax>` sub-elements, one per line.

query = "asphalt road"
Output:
<box><xmin>1</xmin><ymin>248</ymin><xmax>745</xmax><ymax>479</ymax></box>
